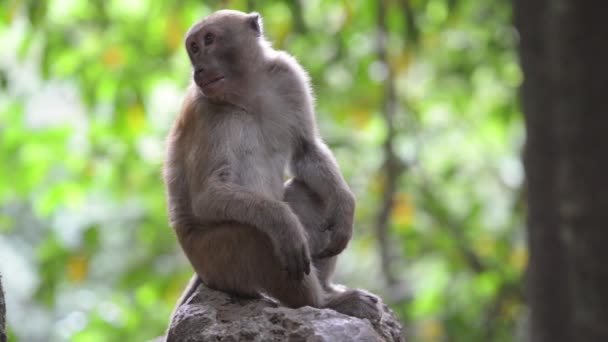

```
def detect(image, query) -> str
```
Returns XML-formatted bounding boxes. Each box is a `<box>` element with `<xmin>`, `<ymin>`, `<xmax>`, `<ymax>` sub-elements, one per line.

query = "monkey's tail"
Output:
<box><xmin>164</xmin><ymin>274</ymin><xmax>202</xmax><ymax>341</ymax></box>
<box><xmin>176</xmin><ymin>273</ymin><xmax>203</xmax><ymax>308</ymax></box>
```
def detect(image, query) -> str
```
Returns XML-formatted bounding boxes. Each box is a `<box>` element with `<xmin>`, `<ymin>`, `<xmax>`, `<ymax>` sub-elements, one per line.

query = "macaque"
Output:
<box><xmin>164</xmin><ymin>10</ymin><xmax>380</xmax><ymax>322</ymax></box>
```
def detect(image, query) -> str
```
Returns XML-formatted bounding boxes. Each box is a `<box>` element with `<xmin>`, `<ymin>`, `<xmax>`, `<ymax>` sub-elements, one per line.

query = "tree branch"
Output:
<box><xmin>398</xmin><ymin>0</ymin><xmax>419</xmax><ymax>45</ymax></box>
<box><xmin>374</xmin><ymin>0</ymin><xmax>406</xmax><ymax>289</ymax></box>
<box><xmin>285</xmin><ymin>0</ymin><xmax>307</xmax><ymax>34</ymax></box>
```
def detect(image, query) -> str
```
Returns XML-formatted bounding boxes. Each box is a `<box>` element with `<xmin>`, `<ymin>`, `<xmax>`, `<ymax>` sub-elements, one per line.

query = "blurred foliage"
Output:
<box><xmin>0</xmin><ymin>0</ymin><xmax>524</xmax><ymax>341</ymax></box>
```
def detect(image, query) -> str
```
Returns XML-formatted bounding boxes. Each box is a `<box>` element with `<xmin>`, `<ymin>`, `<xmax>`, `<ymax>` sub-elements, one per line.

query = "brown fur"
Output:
<box><xmin>164</xmin><ymin>10</ymin><xmax>380</xmax><ymax>325</ymax></box>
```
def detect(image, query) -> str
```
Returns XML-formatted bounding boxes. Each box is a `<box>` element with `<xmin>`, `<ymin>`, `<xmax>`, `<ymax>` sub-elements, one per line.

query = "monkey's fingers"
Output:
<box><xmin>302</xmin><ymin>248</ymin><xmax>311</xmax><ymax>275</ymax></box>
<box><xmin>298</xmin><ymin>246</ymin><xmax>311</xmax><ymax>279</ymax></box>
<box><xmin>365</xmin><ymin>293</ymin><xmax>379</xmax><ymax>304</ymax></box>
<box><xmin>317</xmin><ymin>246</ymin><xmax>340</xmax><ymax>259</ymax></box>
<box><xmin>284</xmin><ymin>252</ymin><xmax>304</xmax><ymax>281</ymax></box>
<box><xmin>291</xmin><ymin>263</ymin><xmax>304</xmax><ymax>281</ymax></box>
<box><xmin>277</xmin><ymin>250</ymin><xmax>295</xmax><ymax>279</ymax></box>
<box><xmin>297</xmin><ymin>249</ymin><xmax>308</xmax><ymax>279</ymax></box>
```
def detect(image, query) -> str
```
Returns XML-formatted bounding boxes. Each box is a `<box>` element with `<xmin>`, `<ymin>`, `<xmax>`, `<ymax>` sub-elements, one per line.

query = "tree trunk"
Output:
<box><xmin>515</xmin><ymin>0</ymin><xmax>608</xmax><ymax>341</ymax></box>
<box><xmin>0</xmin><ymin>274</ymin><xmax>6</xmax><ymax>342</ymax></box>
<box><xmin>514</xmin><ymin>0</ymin><xmax>572</xmax><ymax>340</ymax></box>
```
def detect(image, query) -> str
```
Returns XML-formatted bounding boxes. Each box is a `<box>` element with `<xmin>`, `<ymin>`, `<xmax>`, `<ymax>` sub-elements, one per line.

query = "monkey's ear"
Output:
<box><xmin>247</xmin><ymin>12</ymin><xmax>263</xmax><ymax>36</ymax></box>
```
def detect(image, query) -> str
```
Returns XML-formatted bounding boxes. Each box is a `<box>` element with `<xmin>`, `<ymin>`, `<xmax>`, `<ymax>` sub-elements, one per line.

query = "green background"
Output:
<box><xmin>0</xmin><ymin>0</ymin><xmax>523</xmax><ymax>341</ymax></box>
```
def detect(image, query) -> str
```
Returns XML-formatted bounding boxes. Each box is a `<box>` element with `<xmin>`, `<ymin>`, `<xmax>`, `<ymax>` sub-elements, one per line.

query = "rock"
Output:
<box><xmin>166</xmin><ymin>283</ymin><xmax>404</xmax><ymax>342</ymax></box>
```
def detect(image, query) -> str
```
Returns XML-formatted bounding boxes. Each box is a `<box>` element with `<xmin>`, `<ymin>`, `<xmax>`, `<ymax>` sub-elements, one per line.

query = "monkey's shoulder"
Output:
<box><xmin>266</xmin><ymin>51</ymin><xmax>312</xmax><ymax>94</ymax></box>
<box><xmin>266</xmin><ymin>51</ymin><xmax>298</xmax><ymax>73</ymax></box>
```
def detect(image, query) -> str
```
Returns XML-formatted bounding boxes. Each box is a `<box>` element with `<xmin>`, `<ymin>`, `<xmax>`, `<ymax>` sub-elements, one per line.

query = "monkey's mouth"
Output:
<box><xmin>202</xmin><ymin>76</ymin><xmax>225</xmax><ymax>88</ymax></box>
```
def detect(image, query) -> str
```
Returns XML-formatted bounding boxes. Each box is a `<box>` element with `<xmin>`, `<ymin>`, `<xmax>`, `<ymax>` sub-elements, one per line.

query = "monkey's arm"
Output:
<box><xmin>191</xmin><ymin>164</ymin><xmax>311</xmax><ymax>279</ymax></box>
<box><xmin>291</xmin><ymin>138</ymin><xmax>356</xmax><ymax>258</ymax></box>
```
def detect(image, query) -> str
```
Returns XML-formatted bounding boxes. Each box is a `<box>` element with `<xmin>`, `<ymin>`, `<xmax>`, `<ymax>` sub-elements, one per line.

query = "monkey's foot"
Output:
<box><xmin>327</xmin><ymin>289</ymin><xmax>382</xmax><ymax>322</ymax></box>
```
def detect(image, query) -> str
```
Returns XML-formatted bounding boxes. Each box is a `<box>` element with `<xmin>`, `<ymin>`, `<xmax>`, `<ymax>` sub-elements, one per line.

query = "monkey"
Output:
<box><xmin>163</xmin><ymin>10</ymin><xmax>381</xmax><ymax>324</ymax></box>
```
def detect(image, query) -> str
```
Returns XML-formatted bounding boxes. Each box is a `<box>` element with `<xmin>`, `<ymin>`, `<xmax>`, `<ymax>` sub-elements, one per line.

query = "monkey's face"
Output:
<box><xmin>185</xmin><ymin>10</ymin><xmax>263</xmax><ymax>99</ymax></box>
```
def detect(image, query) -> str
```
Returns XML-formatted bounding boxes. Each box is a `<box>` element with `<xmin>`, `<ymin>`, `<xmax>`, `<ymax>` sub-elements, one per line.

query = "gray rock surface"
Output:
<box><xmin>166</xmin><ymin>283</ymin><xmax>404</xmax><ymax>342</ymax></box>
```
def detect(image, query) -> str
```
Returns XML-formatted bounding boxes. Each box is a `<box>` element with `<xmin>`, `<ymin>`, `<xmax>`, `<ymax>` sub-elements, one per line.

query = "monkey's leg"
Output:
<box><xmin>283</xmin><ymin>180</ymin><xmax>381</xmax><ymax>320</ymax></box>
<box><xmin>261</xmin><ymin>265</ymin><xmax>324</xmax><ymax>308</ymax></box>
<box><xmin>284</xmin><ymin>179</ymin><xmax>336</xmax><ymax>288</ymax></box>
<box><xmin>177</xmin><ymin>224</ymin><xmax>267</xmax><ymax>299</ymax></box>
<box><xmin>251</xmin><ymin>244</ymin><xmax>378</xmax><ymax>320</ymax></box>
<box><xmin>180</xmin><ymin>222</ymin><xmax>323</xmax><ymax>307</ymax></box>
<box><xmin>179</xmin><ymin>223</ymin><xmax>380</xmax><ymax>320</ymax></box>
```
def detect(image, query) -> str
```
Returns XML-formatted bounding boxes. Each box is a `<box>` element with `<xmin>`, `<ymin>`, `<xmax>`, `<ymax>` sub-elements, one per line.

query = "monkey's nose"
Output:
<box><xmin>195</xmin><ymin>67</ymin><xmax>204</xmax><ymax>75</ymax></box>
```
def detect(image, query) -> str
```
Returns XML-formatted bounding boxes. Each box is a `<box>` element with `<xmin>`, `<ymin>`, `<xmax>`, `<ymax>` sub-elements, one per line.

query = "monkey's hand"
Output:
<box><xmin>274</xmin><ymin>214</ymin><xmax>312</xmax><ymax>280</ymax></box>
<box><xmin>318</xmin><ymin>195</ymin><xmax>355</xmax><ymax>258</ymax></box>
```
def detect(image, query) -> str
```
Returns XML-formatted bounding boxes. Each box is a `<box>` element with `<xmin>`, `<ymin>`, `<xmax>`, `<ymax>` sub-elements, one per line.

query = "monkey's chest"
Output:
<box><xmin>232</xmin><ymin>134</ymin><xmax>290</xmax><ymax>199</ymax></box>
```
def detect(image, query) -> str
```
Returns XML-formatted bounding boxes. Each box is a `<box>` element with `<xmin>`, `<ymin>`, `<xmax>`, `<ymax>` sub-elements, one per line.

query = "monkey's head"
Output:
<box><xmin>185</xmin><ymin>10</ymin><xmax>265</xmax><ymax>99</ymax></box>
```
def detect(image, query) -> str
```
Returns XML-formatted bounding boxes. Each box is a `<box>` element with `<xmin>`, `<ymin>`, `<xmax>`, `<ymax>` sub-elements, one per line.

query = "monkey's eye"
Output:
<box><xmin>190</xmin><ymin>41</ymin><xmax>200</xmax><ymax>54</ymax></box>
<box><xmin>204</xmin><ymin>33</ymin><xmax>215</xmax><ymax>46</ymax></box>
